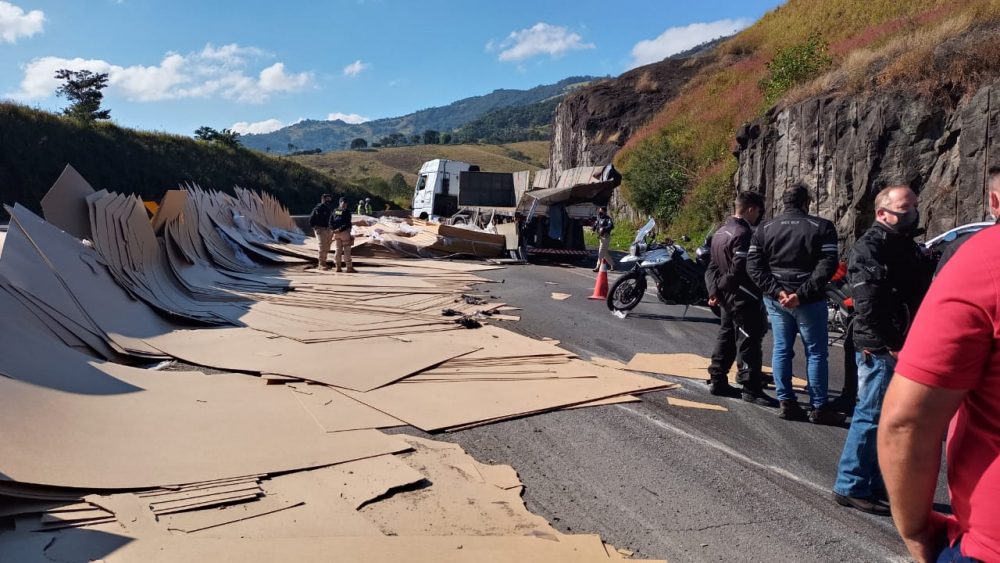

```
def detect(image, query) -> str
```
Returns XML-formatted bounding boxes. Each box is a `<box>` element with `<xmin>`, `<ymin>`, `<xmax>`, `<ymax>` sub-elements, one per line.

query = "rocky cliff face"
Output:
<box><xmin>550</xmin><ymin>53</ymin><xmax>713</xmax><ymax>218</ymax></box>
<box><xmin>735</xmin><ymin>80</ymin><xmax>1000</xmax><ymax>245</ymax></box>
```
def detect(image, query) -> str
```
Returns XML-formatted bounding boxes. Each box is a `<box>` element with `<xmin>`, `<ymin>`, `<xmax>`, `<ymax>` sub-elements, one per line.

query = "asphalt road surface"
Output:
<box><xmin>397</xmin><ymin>259</ymin><xmax>951</xmax><ymax>562</ymax></box>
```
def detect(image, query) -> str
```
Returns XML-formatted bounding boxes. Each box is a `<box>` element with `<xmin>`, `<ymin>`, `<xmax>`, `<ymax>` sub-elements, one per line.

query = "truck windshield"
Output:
<box><xmin>415</xmin><ymin>175</ymin><xmax>428</xmax><ymax>191</ymax></box>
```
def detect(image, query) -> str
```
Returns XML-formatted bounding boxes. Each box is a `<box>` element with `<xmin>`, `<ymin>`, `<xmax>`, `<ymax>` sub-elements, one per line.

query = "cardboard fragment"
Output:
<box><xmin>666</xmin><ymin>397</ymin><xmax>729</xmax><ymax>412</ymax></box>
<box><xmin>550</xmin><ymin>292</ymin><xmax>572</xmax><ymax>300</ymax></box>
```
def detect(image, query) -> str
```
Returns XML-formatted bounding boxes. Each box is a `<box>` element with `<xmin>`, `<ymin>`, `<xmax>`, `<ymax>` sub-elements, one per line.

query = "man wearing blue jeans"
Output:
<box><xmin>748</xmin><ymin>183</ymin><xmax>844</xmax><ymax>425</ymax></box>
<box><xmin>833</xmin><ymin>186</ymin><xmax>933</xmax><ymax>515</ymax></box>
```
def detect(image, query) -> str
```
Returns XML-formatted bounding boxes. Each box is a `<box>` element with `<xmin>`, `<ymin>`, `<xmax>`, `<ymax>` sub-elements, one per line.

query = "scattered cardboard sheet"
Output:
<box><xmin>39</xmin><ymin>164</ymin><xmax>95</xmax><ymax>240</ymax></box>
<box><xmin>627</xmin><ymin>352</ymin><xmax>710</xmax><ymax>379</ymax></box>
<box><xmin>342</xmin><ymin>360</ymin><xmax>673</xmax><ymax>432</ymax></box>
<box><xmin>361</xmin><ymin>437</ymin><xmax>557</xmax><ymax>537</ymax></box>
<box><xmin>0</xmin><ymin>366</ymin><xmax>408</xmax><ymax>488</ymax></box>
<box><xmin>667</xmin><ymin>397</ymin><xmax>729</xmax><ymax>412</ymax></box>
<box><xmin>551</xmin><ymin>292</ymin><xmax>572</xmax><ymax>300</ymax></box>
<box><xmin>144</xmin><ymin>327</ymin><xmax>478</xmax><ymax>392</ymax></box>
<box><xmin>289</xmin><ymin>383</ymin><xmax>404</xmax><ymax>432</ymax></box>
<box><xmin>45</xmin><ymin>534</ymin><xmax>622</xmax><ymax>563</ymax></box>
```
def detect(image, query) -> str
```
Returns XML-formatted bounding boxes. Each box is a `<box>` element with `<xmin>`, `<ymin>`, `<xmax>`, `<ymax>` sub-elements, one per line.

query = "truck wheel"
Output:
<box><xmin>452</xmin><ymin>217</ymin><xmax>467</xmax><ymax>226</ymax></box>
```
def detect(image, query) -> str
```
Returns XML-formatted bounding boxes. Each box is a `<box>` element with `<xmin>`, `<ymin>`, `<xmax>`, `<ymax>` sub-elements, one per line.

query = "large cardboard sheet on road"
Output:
<box><xmin>144</xmin><ymin>327</ymin><xmax>478</xmax><ymax>392</ymax></box>
<box><xmin>0</xmin><ymin>366</ymin><xmax>408</xmax><ymax>489</ymax></box>
<box><xmin>342</xmin><ymin>360</ymin><xmax>672</xmax><ymax>432</ymax></box>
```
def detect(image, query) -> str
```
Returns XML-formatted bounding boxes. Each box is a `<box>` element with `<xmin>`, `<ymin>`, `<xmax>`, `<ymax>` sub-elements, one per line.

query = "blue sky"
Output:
<box><xmin>0</xmin><ymin>0</ymin><xmax>783</xmax><ymax>137</ymax></box>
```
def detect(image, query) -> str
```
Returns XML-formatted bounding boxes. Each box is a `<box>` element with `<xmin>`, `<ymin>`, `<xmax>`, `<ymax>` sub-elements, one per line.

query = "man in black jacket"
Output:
<box><xmin>705</xmin><ymin>191</ymin><xmax>774</xmax><ymax>405</ymax></box>
<box><xmin>330</xmin><ymin>197</ymin><xmax>356</xmax><ymax>273</ymax></box>
<box><xmin>309</xmin><ymin>194</ymin><xmax>334</xmax><ymax>269</ymax></box>
<box><xmin>748</xmin><ymin>183</ymin><xmax>844</xmax><ymax>424</ymax></box>
<box><xmin>833</xmin><ymin>185</ymin><xmax>934</xmax><ymax>515</ymax></box>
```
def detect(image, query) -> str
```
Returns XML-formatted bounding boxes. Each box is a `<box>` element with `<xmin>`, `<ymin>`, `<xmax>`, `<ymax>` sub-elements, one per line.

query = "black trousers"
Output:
<box><xmin>708</xmin><ymin>300</ymin><xmax>767</xmax><ymax>391</ymax></box>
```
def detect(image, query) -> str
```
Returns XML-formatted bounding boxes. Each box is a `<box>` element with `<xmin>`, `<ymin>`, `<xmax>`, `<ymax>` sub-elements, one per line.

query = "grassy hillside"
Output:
<box><xmin>616</xmin><ymin>0</ymin><xmax>1000</xmax><ymax>240</ymax></box>
<box><xmin>0</xmin><ymin>102</ymin><xmax>374</xmax><ymax>217</ymax></box>
<box><xmin>292</xmin><ymin>141</ymin><xmax>549</xmax><ymax>187</ymax></box>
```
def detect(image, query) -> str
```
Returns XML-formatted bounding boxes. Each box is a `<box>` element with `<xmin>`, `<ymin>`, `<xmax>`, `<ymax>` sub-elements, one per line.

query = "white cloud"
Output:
<box><xmin>8</xmin><ymin>43</ymin><xmax>313</xmax><ymax>104</ymax></box>
<box><xmin>230</xmin><ymin>118</ymin><xmax>285</xmax><ymax>135</ymax></box>
<box><xmin>0</xmin><ymin>1</ymin><xmax>44</xmax><ymax>44</ymax></box>
<box><xmin>627</xmin><ymin>18</ymin><xmax>751</xmax><ymax>69</ymax></box>
<box><xmin>326</xmin><ymin>112</ymin><xmax>368</xmax><ymax>124</ymax></box>
<box><xmin>342</xmin><ymin>59</ymin><xmax>369</xmax><ymax>77</ymax></box>
<box><xmin>491</xmin><ymin>23</ymin><xmax>594</xmax><ymax>62</ymax></box>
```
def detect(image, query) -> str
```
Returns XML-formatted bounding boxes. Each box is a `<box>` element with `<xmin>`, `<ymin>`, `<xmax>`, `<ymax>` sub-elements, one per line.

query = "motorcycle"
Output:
<box><xmin>606</xmin><ymin>218</ymin><xmax>715</xmax><ymax>316</ymax></box>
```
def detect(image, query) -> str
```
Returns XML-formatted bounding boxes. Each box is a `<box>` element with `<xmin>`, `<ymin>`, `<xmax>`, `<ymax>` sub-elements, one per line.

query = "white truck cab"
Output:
<box><xmin>411</xmin><ymin>159</ymin><xmax>475</xmax><ymax>220</ymax></box>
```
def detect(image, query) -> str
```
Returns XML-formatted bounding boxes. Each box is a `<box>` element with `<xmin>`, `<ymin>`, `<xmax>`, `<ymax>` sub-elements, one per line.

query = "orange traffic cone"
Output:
<box><xmin>588</xmin><ymin>261</ymin><xmax>609</xmax><ymax>300</ymax></box>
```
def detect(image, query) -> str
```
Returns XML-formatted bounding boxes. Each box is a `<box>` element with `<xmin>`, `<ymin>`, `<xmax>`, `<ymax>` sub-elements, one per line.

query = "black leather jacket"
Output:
<box><xmin>705</xmin><ymin>216</ymin><xmax>761</xmax><ymax>309</ymax></box>
<box><xmin>309</xmin><ymin>202</ymin><xmax>332</xmax><ymax>228</ymax></box>
<box><xmin>747</xmin><ymin>207</ymin><xmax>839</xmax><ymax>304</ymax></box>
<box><xmin>848</xmin><ymin>222</ymin><xmax>934</xmax><ymax>352</ymax></box>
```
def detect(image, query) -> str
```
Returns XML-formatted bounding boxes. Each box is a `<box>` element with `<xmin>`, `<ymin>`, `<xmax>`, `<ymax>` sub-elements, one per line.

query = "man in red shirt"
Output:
<box><xmin>879</xmin><ymin>180</ymin><xmax>1000</xmax><ymax>562</ymax></box>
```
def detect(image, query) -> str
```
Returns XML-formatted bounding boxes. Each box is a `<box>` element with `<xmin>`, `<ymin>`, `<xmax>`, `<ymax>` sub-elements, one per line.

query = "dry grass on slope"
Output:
<box><xmin>293</xmin><ymin>142</ymin><xmax>548</xmax><ymax>186</ymax></box>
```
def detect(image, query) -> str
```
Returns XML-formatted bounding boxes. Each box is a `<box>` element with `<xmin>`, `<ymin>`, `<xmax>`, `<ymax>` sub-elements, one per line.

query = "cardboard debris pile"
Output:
<box><xmin>0</xmin><ymin>165</ymin><xmax>669</xmax><ymax>561</ymax></box>
<box><xmin>352</xmin><ymin>216</ymin><xmax>507</xmax><ymax>259</ymax></box>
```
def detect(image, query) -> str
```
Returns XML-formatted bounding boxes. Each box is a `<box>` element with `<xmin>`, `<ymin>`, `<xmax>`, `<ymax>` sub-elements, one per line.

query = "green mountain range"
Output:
<box><xmin>239</xmin><ymin>76</ymin><xmax>598</xmax><ymax>154</ymax></box>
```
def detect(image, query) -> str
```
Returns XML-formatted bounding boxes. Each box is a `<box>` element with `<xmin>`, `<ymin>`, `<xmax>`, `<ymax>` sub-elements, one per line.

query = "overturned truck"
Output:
<box><xmin>409</xmin><ymin>159</ymin><xmax>621</xmax><ymax>261</ymax></box>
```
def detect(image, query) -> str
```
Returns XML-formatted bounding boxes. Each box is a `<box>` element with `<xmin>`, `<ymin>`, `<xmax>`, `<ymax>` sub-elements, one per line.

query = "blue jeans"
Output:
<box><xmin>937</xmin><ymin>538</ymin><xmax>980</xmax><ymax>562</ymax></box>
<box><xmin>763</xmin><ymin>298</ymin><xmax>829</xmax><ymax>408</ymax></box>
<box><xmin>834</xmin><ymin>351</ymin><xmax>895</xmax><ymax>498</ymax></box>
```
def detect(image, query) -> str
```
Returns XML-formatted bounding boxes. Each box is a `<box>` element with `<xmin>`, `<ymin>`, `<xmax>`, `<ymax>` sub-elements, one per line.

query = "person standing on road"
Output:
<box><xmin>592</xmin><ymin>207</ymin><xmax>615</xmax><ymax>272</ymax></box>
<box><xmin>330</xmin><ymin>197</ymin><xmax>356</xmax><ymax>273</ymax></box>
<box><xmin>705</xmin><ymin>191</ymin><xmax>774</xmax><ymax>405</ymax></box>
<box><xmin>878</xmin><ymin>218</ymin><xmax>1000</xmax><ymax>562</ymax></box>
<box><xmin>748</xmin><ymin>183</ymin><xmax>844</xmax><ymax>425</ymax></box>
<box><xmin>833</xmin><ymin>186</ymin><xmax>934</xmax><ymax>516</ymax></box>
<box><xmin>357</xmin><ymin>197</ymin><xmax>373</xmax><ymax>216</ymax></box>
<box><xmin>309</xmin><ymin>193</ymin><xmax>334</xmax><ymax>270</ymax></box>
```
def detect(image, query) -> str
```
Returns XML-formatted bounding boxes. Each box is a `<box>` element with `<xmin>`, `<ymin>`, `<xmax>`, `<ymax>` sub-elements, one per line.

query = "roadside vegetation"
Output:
<box><xmin>0</xmin><ymin>101</ymin><xmax>370</xmax><ymax>217</ymax></box>
<box><xmin>616</xmin><ymin>0</ymin><xmax>1000</xmax><ymax>242</ymax></box>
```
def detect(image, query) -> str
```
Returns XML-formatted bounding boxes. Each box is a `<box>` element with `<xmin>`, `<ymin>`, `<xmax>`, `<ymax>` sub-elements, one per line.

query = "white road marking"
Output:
<box><xmin>615</xmin><ymin>404</ymin><xmax>828</xmax><ymax>494</ymax></box>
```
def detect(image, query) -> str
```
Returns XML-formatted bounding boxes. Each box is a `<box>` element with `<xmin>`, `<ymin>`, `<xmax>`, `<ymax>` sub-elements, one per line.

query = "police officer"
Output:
<box><xmin>309</xmin><ymin>193</ymin><xmax>334</xmax><ymax>270</ymax></box>
<box><xmin>357</xmin><ymin>197</ymin><xmax>373</xmax><ymax>216</ymax></box>
<box><xmin>592</xmin><ymin>207</ymin><xmax>615</xmax><ymax>272</ymax></box>
<box><xmin>833</xmin><ymin>185</ymin><xmax>934</xmax><ymax>514</ymax></box>
<box><xmin>330</xmin><ymin>197</ymin><xmax>356</xmax><ymax>273</ymax></box>
<box><xmin>748</xmin><ymin>183</ymin><xmax>844</xmax><ymax>424</ymax></box>
<box><xmin>705</xmin><ymin>191</ymin><xmax>774</xmax><ymax>405</ymax></box>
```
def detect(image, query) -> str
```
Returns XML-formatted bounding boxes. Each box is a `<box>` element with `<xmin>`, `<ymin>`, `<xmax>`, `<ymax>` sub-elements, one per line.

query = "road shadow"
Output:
<box><xmin>625</xmin><ymin>311</ymin><xmax>720</xmax><ymax>325</ymax></box>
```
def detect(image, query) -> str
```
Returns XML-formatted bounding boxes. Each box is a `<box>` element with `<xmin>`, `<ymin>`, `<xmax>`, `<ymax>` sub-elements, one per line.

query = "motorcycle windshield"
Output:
<box><xmin>634</xmin><ymin>218</ymin><xmax>656</xmax><ymax>245</ymax></box>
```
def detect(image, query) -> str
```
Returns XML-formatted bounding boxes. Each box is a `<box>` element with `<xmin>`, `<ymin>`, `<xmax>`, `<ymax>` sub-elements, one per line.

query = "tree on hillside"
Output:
<box><xmin>389</xmin><ymin>172</ymin><xmax>409</xmax><ymax>196</ymax></box>
<box><xmin>55</xmin><ymin>69</ymin><xmax>111</xmax><ymax>122</ymax></box>
<box><xmin>409</xmin><ymin>134</ymin><xmax>421</xmax><ymax>145</ymax></box>
<box><xmin>350</xmin><ymin>137</ymin><xmax>368</xmax><ymax>150</ymax></box>
<box><xmin>441</xmin><ymin>132</ymin><xmax>452</xmax><ymax>144</ymax></box>
<box><xmin>422</xmin><ymin>129</ymin><xmax>441</xmax><ymax>145</ymax></box>
<box><xmin>194</xmin><ymin>126</ymin><xmax>241</xmax><ymax>148</ymax></box>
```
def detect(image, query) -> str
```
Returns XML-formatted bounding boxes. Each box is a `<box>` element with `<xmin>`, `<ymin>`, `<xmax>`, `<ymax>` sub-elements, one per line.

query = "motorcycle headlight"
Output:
<box><xmin>629</xmin><ymin>244</ymin><xmax>638</xmax><ymax>256</ymax></box>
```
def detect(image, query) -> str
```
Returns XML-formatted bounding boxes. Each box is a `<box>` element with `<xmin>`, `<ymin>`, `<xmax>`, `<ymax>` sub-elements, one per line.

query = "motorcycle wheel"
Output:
<box><xmin>606</xmin><ymin>271</ymin><xmax>647</xmax><ymax>312</ymax></box>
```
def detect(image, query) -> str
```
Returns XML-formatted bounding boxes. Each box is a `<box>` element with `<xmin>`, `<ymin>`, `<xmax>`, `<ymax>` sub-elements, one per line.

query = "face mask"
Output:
<box><xmin>881</xmin><ymin>208</ymin><xmax>919</xmax><ymax>233</ymax></box>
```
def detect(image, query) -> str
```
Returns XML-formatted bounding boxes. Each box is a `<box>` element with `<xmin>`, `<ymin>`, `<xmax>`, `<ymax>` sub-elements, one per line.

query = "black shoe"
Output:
<box><xmin>809</xmin><ymin>405</ymin><xmax>847</xmax><ymax>426</ymax></box>
<box><xmin>829</xmin><ymin>394</ymin><xmax>857</xmax><ymax>415</ymax></box>
<box><xmin>708</xmin><ymin>380</ymin><xmax>739</xmax><ymax>397</ymax></box>
<box><xmin>778</xmin><ymin>400</ymin><xmax>807</xmax><ymax>421</ymax></box>
<box><xmin>592</xmin><ymin>266</ymin><xmax>600</xmax><ymax>272</ymax></box>
<box><xmin>742</xmin><ymin>389</ymin><xmax>777</xmax><ymax>407</ymax></box>
<box><xmin>833</xmin><ymin>493</ymin><xmax>891</xmax><ymax>516</ymax></box>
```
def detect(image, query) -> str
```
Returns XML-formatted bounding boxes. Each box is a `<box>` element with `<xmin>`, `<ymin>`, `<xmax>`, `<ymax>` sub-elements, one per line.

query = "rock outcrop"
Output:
<box><xmin>549</xmin><ymin>53</ymin><xmax>714</xmax><ymax>218</ymax></box>
<box><xmin>735</xmin><ymin>81</ymin><xmax>1000</xmax><ymax>245</ymax></box>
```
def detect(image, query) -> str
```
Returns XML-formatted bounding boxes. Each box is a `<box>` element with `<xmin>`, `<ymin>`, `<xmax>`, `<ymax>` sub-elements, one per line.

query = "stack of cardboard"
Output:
<box><xmin>0</xmin><ymin>165</ymin><xmax>669</xmax><ymax>562</ymax></box>
<box><xmin>354</xmin><ymin>216</ymin><xmax>507</xmax><ymax>258</ymax></box>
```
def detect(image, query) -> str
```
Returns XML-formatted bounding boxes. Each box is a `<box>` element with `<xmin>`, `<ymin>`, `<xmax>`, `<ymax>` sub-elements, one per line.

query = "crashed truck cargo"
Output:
<box><xmin>0</xmin><ymin>163</ymin><xmax>669</xmax><ymax>561</ymax></box>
